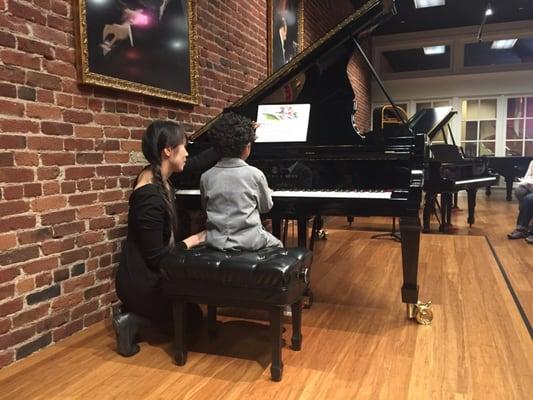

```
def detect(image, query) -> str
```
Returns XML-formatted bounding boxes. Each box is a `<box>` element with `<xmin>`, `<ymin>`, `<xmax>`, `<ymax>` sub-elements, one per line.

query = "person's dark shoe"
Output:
<box><xmin>112</xmin><ymin>312</ymin><xmax>150</xmax><ymax>357</ymax></box>
<box><xmin>507</xmin><ymin>229</ymin><xmax>527</xmax><ymax>240</ymax></box>
<box><xmin>526</xmin><ymin>235</ymin><xmax>533</xmax><ymax>244</ymax></box>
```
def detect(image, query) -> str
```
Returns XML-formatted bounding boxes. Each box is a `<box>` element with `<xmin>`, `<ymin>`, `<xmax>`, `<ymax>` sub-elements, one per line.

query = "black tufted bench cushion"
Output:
<box><xmin>160</xmin><ymin>246</ymin><xmax>313</xmax><ymax>382</ymax></box>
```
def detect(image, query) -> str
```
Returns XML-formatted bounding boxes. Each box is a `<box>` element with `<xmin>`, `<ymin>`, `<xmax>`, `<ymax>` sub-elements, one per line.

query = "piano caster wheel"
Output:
<box><xmin>407</xmin><ymin>301</ymin><xmax>433</xmax><ymax>325</ymax></box>
<box><xmin>317</xmin><ymin>229</ymin><xmax>328</xmax><ymax>240</ymax></box>
<box><xmin>303</xmin><ymin>291</ymin><xmax>314</xmax><ymax>309</ymax></box>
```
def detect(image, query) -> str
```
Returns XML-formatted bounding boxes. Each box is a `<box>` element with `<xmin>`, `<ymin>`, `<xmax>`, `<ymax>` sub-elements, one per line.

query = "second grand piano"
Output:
<box><xmin>174</xmin><ymin>0</ymin><xmax>431</xmax><ymax>322</ymax></box>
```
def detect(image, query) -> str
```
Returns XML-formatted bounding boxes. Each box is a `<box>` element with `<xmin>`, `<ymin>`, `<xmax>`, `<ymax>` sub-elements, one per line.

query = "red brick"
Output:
<box><xmin>76</xmin><ymin>153</ymin><xmax>103</xmax><ymax>164</ymax></box>
<box><xmin>76</xmin><ymin>231</ymin><xmax>104</xmax><ymax>247</ymax></box>
<box><xmin>0</xmin><ymin>215</ymin><xmax>35</xmax><ymax>233</ymax></box>
<box><xmin>41</xmin><ymin>153</ymin><xmax>75</xmax><ymax>166</ymax></box>
<box><xmin>62</xmin><ymin>274</ymin><xmax>94</xmax><ymax>294</ymax></box>
<box><xmin>64</xmin><ymin>138</ymin><xmax>94</xmax><ymax>151</ymax></box>
<box><xmin>88</xmin><ymin>216</ymin><xmax>114</xmax><ymax>231</ymax></box>
<box><xmin>0</xmin><ymin>267</ymin><xmax>20</xmax><ymax>284</ymax></box>
<box><xmin>0</xmin><ymin>245</ymin><xmax>40</xmax><ymax>266</ymax></box>
<box><xmin>0</xmin><ymin>232</ymin><xmax>17</xmax><ymax>251</ymax></box>
<box><xmin>72</xmin><ymin>96</ymin><xmax>88</xmax><ymax>109</ymax></box>
<box><xmin>64</xmin><ymin>167</ymin><xmax>95</xmax><ymax>180</ymax></box>
<box><xmin>22</xmin><ymin>257</ymin><xmax>59</xmax><ymax>275</ymax></box>
<box><xmin>52</xmin><ymin>221</ymin><xmax>85</xmax><ymax>238</ymax></box>
<box><xmin>36</xmin><ymin>89</ymin><xmax>55</xmax><ymax>103</ymax></box>
<box><xmin>104</xmin><ymin>153</ymin><xmax>130</xmax><ymax>163</ymax></box>
<box><xmin>95</xmin><ymin>114</ymin><xmax>120</xmax><ymax>126</ymax></box>
<box><xmin>0</xmin><ymin>135</ymin><xmax>26</xmax><ymax>149</ymax></box>
<box><xmin>47</xmin><ymin>14</ymin><xmax>72</xmax><ymax>33</ymax></box>
<box><xmin>42</xmin><ymin>182</ymin><xmax>60</xmax><ymax>196</ymax></box>
<box><xmin>0</xmin><ymin>99</ymin><xmax>24</xmax><ymax>117</ymax></box>
<box><xmin>41</xmin><ymin>209</ymin><xmax>75</xmax><ymax>225</ymax></box>
<box><xmin>54</xmin><ymin>47</ymin><xmax>75</xmax><ymax>63</ymax></box>
<box><xmin>34</xmin><ymin>27</ymin><xmax>68</xmax><ymax>48</ymax></box>
<box><xmin>0</xmin><ymin>168</ymin><xmax>34</xmax><ymax>183</ymax></box>
<box><xmin>3</xmin><ymin>185</ymin><xmax>23</xmax><ymax>200</ymax></box>
<box><xmin>12</xmin><ymin>304</ymin><xmax>50</xmax><ymax>328</ymax></box>
<box><xmin>52</xmin><ymin>319</ymin><xmax>82</xmax><ymax>341</ymax></box>
<box><xmin>0</xmin><ymin>283</ymin><xmax>15</xmax><ymax>301</ymax></box>
<box><xmin>120</xmin><ymin>140</ymin><xmax>141</xmax><ymax>152</ymax></box>
<box><xmin>0</xmin><ymin>65</ymin><xmax>25</xmax><ymax>84</ymax></box>
<box><xmin>56</xmin><ymin>93</ymin><xmax>72</xmax><ymax>107</ymax></box>
<box><xmin>0</xmin><ymin>200</ymin><xmax>29</xmax><ymax>218</ymax></box>
<box><xmin>60</xmin><ymin>248</ymin><xmax>89</xmax><ymax>265</ymax></box>
<box><xmin>0</xmin><ymin>119</ymin><xmax>39</xmax><ymax>133</ymax></box>
<box><xmin>26</xmin><ymin>104</ymin><xmax>62</xmax><ymax>120</ymax></box>
<box><xmin>0</xmin><ymin>319</ymin><xmax>12</xmax><ymax>336</ymax></box>
<box><xmin>63</xmin><ymin>110</ymin><xmax>93</xmax><ymax>124</ymax></box>
<box><xmin>77</xmin><ymin>205</ymin><xmax>104</xmax><ymax>219</ymax></box>
<box><xmin>96</xmin><ymin>165</ymin><xmax>122</xmax><ymax>177</ymax></box>
<box><xmin>35</xmin><ymin>311</ymin><xmax>69</xmax><ymax>333</ymax></box>
<box><xmin>61</xmin><ymin>181</ymin><xmax>76</xmax><ymax>194</ymax></box>
<box><xmin>0</xmin><ymin>297</ymin><xmax>23</xmax><ymax>317</ymax></box>
<box><xmin>68</xmin><ymin>193</ymin><xmax>97</xmax><ymax>207</ymax></box>
<box><xmin>17</xmin><ymin>227</ymin><xmax>53</xmax><ymax>245</ymax></box>
<box><xmin>16</xmin><ymin>277</ymin><xmax>35</xmax><ymax>295</ymax></box>
<box><xmin>50</xmin><ymin>292</ymin><xmax>83</xmax><ymax>311</ymax></box>
<box><xmin>77</xmin><ymin>180</ymin><xmax>91</xmax><ymax>192</ymax></box>
<box><xmin>15</xmin><ymin>152</ymin><xmax>39</xmax><ymax>166</ymax></box>
<box><xmin>41</xmin><ymin>237</ymin><xmax>75</xmax><ymax>256</ymax></box>
<box><xmin>74</xmin><ymin>126</ymin><xmax>103</xmax><ymax>138</ymax></box>
<box><xmin>30</xmin><ymin>195</ymin><xmax>67</xmax><ymax>212</ymax></box>
<box><xmin>41</xmin><ymin>121</ymin><xmax>73</xmax><ymax>136</ymax></box>
<box><xmin>0</xmin><ymin>31</ymin><xmax>15</xmax><ymax>48</ymax></box>
<box><xmin>8</xmin><ymin>0</ymin><xmax>46</xmax><ymax>24</ymax></box>
<box><xmin>27</xmin><ymin>71</ymin><xmax>61</xmax><ymax>90</ymax></box>
<box><xmin>71</xmin><ymin>300</ymin><xmax>98</xmax><ymax>320</ymax></box>
<box><xmin>0</xmin><ymin>152</ymin><xmax>14</xmax><ymax>167</ymax></box>
<box><xmin>37</xmin><ymin>167</ymin><xmax>60</xmax><ymax>180</ymax></box>
<box><xmin>84</xmin><ymin>310</ymin><xmax>105</xmax><ymax>327</ymax></box>
<box><xmin>0</xmin><ymin>82</ymin><xmax>16</xmax><ymax>97</ymax></box>
<box><xmin>27</xmin><ymin>137</ymin><xmax>63</xmax><ymax>151</ymax></box>
<box><xmin>0</xmin><ymin>49</ymin><xmax>41</xmax><ymax>70</ymax></box>
<box><xmin>23</xmin><ymin>183</ymin><xmax>43</xmax><ymax>197</ymax></box>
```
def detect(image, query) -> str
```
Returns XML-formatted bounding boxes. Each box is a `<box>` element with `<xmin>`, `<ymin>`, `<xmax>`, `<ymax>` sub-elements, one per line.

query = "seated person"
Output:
<box><xmin>200</xmin><ymin>112</ymin><xmax>283</xmax><ymax>251</ymax></box>
<box><xmin>507</xmin><ymin>160</ymin><xmax>533</xmax><ymax>243</ymax></box>
<box><xmin>114</xmin><ymin>120</ymin><xmax>219</xmax><ymax>356</ymax></box>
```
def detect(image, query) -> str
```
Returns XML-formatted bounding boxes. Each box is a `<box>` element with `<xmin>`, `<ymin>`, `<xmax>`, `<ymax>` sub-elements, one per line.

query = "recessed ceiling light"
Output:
<box><xmin>414</xmin><ymin>0</ymin><xmax>445</xmax><ymax>9</ymax></box>
<box><xmin>423</xmin><ymin>45</ymin><xmax>446</xmax><ymax>55</ymax></box>
<box><xmin>491</xmin><ymin>39</ymin><xmax>518</xmax><ymax>50</ymax></box>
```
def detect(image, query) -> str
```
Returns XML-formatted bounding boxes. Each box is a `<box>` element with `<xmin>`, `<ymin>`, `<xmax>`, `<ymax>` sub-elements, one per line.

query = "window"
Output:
<box><xmin>381</xmin><ymin>46</ymin><xmax>451</xmax><ymax>73</ymax></box>
<box><xmin>464</xmin><ymin>38</ymin><xmax>533</xmax><ymax>68</ymax></box>
<box><xmin>461</xmin><ymin>99</ymin><xmax>497</xmax><ymax>156</ymax></box>
<box><xmin>505</xmin><ymin>97</ymin><xmax>533</xmax><ymax>156</ymax></box>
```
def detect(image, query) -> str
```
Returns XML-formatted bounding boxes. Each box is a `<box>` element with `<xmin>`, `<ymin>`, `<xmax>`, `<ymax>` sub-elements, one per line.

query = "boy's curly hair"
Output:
<box><xmin>209</xmin><ymin>112</ymin><xmax>256</xmax><ymax>158</ymax></box>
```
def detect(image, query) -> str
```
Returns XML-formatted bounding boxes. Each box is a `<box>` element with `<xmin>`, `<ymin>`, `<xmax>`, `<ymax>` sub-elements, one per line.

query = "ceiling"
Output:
<box><xmin>349</xmin><ymin>0</ymin><xmax>533</xmax><ymax>35</ymax></box>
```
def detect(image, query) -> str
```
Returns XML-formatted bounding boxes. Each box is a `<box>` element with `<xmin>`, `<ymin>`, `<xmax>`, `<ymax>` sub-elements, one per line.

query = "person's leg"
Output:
<box><xmin>508</xmin><ymin>192</ymin><xmax>533</xmax><ymax>239</ymax></box>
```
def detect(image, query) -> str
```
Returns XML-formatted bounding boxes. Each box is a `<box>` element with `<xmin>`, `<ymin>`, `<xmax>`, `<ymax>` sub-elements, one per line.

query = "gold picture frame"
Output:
<box><xmin>268</xmin><ymin>0</ymin><xmax>305</xmax><ymax>75</ymax></box>
<box><xmin>75</xmin><ymin>0</ymin><xmax>199</xmax><ymax>104</ymax></box>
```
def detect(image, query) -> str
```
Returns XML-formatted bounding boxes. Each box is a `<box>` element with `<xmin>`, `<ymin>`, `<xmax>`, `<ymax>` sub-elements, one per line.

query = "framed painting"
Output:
<box><xmin>268</xmin><ymin>0</ymin><xmax>305</xmax><ymax>74</ymax></box>
<box><xmin>75</xmin><ymin>0</ymin><xmax>199</xmax><ymax>104</ymax></box>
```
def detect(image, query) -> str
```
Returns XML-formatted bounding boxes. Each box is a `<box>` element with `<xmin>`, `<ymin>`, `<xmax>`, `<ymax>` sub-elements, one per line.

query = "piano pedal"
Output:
<box><xmin>407</xmin><ymin>301</ymin><xmax>433</xmax><ymax>325</ymax></box>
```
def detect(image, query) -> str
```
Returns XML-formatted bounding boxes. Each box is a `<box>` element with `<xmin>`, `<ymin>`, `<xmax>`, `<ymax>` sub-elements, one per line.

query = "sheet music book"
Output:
<box><xmin>255</xmin><ymin>104</ymin><xmax>311</xmax><ymax>143</ymax></box>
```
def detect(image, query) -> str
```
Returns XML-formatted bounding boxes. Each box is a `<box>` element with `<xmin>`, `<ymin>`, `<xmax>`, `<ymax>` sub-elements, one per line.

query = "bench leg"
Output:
<box><xmin>291</xmin><ymin>300</ymin><xmax>302</xmax><ymax>351</ymax></box>
<box><xmin>269</xmin><ymin>307</ymin><xmax>283</xmax><ymax>382</ymax></box>
<box><xmin>172</xmin><ymin>301</ymin><xmax>187</xmax><ymax>366</ymax></box>
<box><xmin>207</xmin><ymin>305</ymin><xmax>217</xmax><ymax>337</ymax></box>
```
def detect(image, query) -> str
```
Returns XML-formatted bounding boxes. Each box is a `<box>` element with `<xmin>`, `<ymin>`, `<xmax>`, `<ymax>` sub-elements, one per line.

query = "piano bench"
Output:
<box><xmin>160</xmin><ymin>246</ymin><xmax>313</xmax><ymax>382</ymax></box>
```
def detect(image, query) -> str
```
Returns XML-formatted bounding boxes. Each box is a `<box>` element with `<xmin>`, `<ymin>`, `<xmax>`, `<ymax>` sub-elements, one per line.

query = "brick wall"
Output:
<box><xmin>0</xmin><ymin>0</ymin><xmax>371</xmax><ymax>368</ymax></box>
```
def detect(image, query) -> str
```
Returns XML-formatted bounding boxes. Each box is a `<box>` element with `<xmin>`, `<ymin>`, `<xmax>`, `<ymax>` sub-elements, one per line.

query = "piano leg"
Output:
<box><xmin>439</xmin><ymin>193</ymin><xmax>447</xmax><ymax>232</ymax></box>
<box><xmin>422</xmin><ymin>192</ymin><xmax>434</xmax><ymax>233</ymax></box>
<box><xmin>297</xmin><ymin>217</ymin><xmax>307</xmax><ymax>248</ymax></box>
<box><xmin>505</xmin><ymin>175</ymin><xmax>513</xmax><ymax>201</ymax></box>
<box><xmin>446</xmin><ymin>193</ymin><xmax>453</xmax><ymax>228</ymax></box>
<box><xmin>399</xmin><ymin>216</ymin><xmax>420</xmax><ymax>307</ymax></box>
<box><xmin>466</xmin><ymin>188</ymin><xmax>477</xmax><ymax>227</ymax></box>
<box><xmin>400</xmin><ymin>216</ymin><xmax>433</xmax><ymax>325</ymax></box>
<box><xmin>272</xmin><ymin>217</ymin><xmax>282</xmax><ymax>241</ymax></box>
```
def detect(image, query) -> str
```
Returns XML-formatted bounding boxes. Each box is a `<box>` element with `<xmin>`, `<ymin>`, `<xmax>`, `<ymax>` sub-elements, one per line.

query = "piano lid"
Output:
<box><xmin>414</xmin><ymin>107</ymin><xmax>456</xmax><ymax>140</ymax></box>
<box><xmin>190</xmin><ymin>0</ymin><xmax>396</xmax><ymax>141</ymax></box>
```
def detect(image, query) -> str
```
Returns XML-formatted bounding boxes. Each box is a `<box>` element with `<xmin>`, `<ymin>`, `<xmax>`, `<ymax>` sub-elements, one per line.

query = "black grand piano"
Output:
<box><xmin>485</xmin><ymin>156</ymin><xmax>533</xmax><ymax>201</ymax></box>
<box><xmin>174</xmin><ymin>0</ymin><xmax>431</xmax><ymax>322</ymax></box>
<box><xmin>421</xmin><ymin>108</ymin><xmax>498</xmax><ymax>232</ymax></box>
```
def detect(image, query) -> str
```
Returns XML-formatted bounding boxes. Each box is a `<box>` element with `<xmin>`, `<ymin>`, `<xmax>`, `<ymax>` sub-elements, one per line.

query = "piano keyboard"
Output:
<box><xmin>455</xmin><ymin>177</ymin><xmax>497</xmax><ymax>185</ymax></box>
<box><xmin>176</xmin><ymin>189</ymin><xmax>393</xmax><ymax>199</ymax></box>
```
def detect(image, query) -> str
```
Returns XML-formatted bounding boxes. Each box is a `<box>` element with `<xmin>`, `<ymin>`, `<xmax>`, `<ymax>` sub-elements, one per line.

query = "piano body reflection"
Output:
<box><xmin>421</xmin><ymin>108</ymin><xmax>498</xmax><ymax>232</ymax></box>
<box><xmin>485</xmin><ymin>156</ymin><xmax>533</xmax><ymax>201</ymax></box>
<box><xmin>174</xmin><ymin>0</ymin><xmax>429</xmax><ymax>320</ymax></box>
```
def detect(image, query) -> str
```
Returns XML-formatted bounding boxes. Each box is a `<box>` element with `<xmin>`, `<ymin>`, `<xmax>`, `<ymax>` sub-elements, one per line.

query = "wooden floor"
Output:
<box><xmin>0</xmin><ymin>189</ymin><xmax>531</xmax><ymax>399</ymax></box>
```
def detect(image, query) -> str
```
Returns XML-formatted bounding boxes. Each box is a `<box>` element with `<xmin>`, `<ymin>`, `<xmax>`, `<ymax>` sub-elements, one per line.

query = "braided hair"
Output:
<box><xmin>210</xmin><ymin>112</ymin><xmax>256</xmax><ymax>158</ymax></box>
<box><xmin>141</xmin><ymin>120</ymin><xmax>187</xmax><ymax>244</ymax></box>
